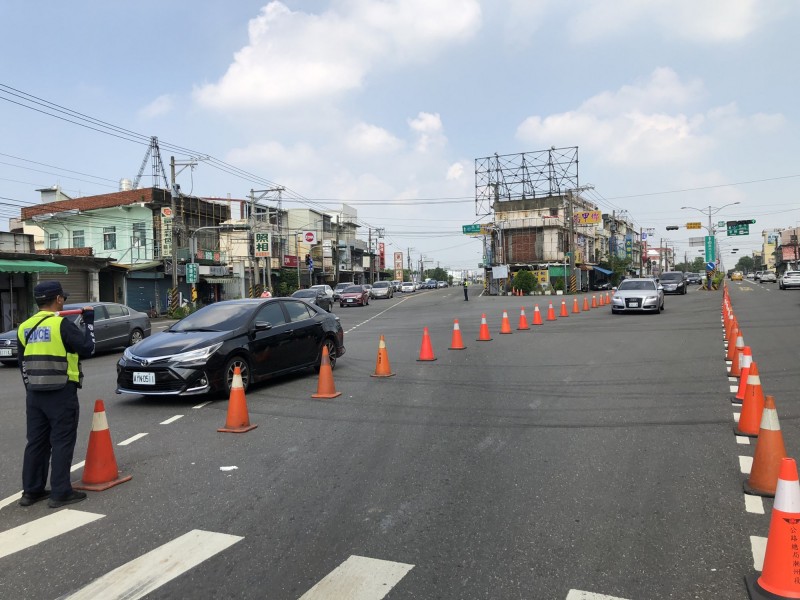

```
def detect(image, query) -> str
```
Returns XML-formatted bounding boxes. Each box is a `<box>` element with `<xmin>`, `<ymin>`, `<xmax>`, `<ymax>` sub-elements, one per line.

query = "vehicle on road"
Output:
<box><xmin>292</xmin><ymin>288</ymin><xmax>334</xmax><ymax>312</ymax></box>
<box><xmin>754</xmin><ymin>271</ymin><xmax>763</xmax><ymax>281</ymax></box>
<box><xmin>746</xmin><ymin>272</ymin><xmax>755</xmax><ymax>279</ymax></box>
<box><xmin>401</xmin><ymin>281</ymin><xmax>416</xmax><ymax>293</ymax></box>
<box><xmin>437</xmin><ymin>281</ymin><xmax>447</xmax><ymax>288</ymax></box>
<box><xmin>332</xmin><ymin>282</ymin><xmax>350</xmax><ymax>301</ymax></box>
<box><xmin>658</xmin><ymin>271</ymin><xmax>687</xmax><ymax>295</ymax></box>
<box><xmin>686</xmin><ymin>272</ymin><xmax>702</xmax><ymax>285</ymax></box>
<box><xmin>731</xmin><ymin>271</ymin><xmax>744</xmax><ymax>281</ymax></box>
<box><xmin>363</xmin><ymin>284</ymin><xmax>373</xmax><ymax>298</ymax></box>
<box><xmin>760</xmin><ymin>271</ymin><xmax>777</xmax><ymax>283</ymax></box>
<box><xmin>116</xmin><ymin>298</ymin><xmax>345</xmax><ymax>396</ymax></box>
<box><xmin>591</xmin><ymin>280</ymin><xmax>612</xmax><ymax>291</ymax></box>
<box><xmin>339</xmin><ymin>285</ymin><xmax>370</xmax><ymax>307</ymax></box>
<box><xmin>779</xmin><ymin>271</ymin><xmax>800</xmax><ymax>289</ymax></box>
<box><xmin>611</xmin><ymin>278</ymin><xmax>665</xmax><ymax>314</ymax></box>
<box><xmin>391</xmin><ymin>280</ymin><xmax>402</xmax><ymax>292</ymax></box>
<box><xmin>309</xmin><ymin>284</ymin><xmax>334</xmax><ymax>302</ymax></box>
<box><xmin>371</xmin><ymin>281</ymin><xmax>394</xmax><ymax>299</ymax></box>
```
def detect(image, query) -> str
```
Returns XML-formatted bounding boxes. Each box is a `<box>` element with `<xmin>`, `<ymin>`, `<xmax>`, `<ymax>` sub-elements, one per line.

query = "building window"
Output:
<box><xmin>132</xmin><ymin>222</ymin><xmax>146</xmax><ymax>248</ymax></box>
<box><xmin>48</xmin><ymin>233</ymin><xmax>59</xmax><ymax>249</ymax></box>
<box><xmin>550</xmin><ymin>207</ymin><xmax>560</xmax><ymax>217</ymax></box>
<box><xmin>103</xmin><ymin>226</ymin><xmax>116</xmax><ymax>250</ymax></box>
<box><xmin>72</xmin><ymin>229</ymin><xmax>85</xmax><ymax>248</ymax></box>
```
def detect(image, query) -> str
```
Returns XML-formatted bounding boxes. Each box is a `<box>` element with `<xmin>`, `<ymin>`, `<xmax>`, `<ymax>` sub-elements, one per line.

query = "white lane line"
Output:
<box><xmin>730</xmin><ymin>385</ymin><xmax>739</xmax><ymax>393</ymax></box>
<box><xmin>739</xmin><ymin>456</ymin><xmax>753</xmax><ymax>474</ymax></box>
<box><xmin>729</xmin><ymin>377</ymin><xmax>738</xmax><ymax>383</ymax></box>
<box><xmin>71</xmin><ymin>460</ymin><xmax>86</xmax><ymax>472</ymax></box>
<box><xmin>726</xmin><ymin>366</ymin><xmax>732</xmax><ymax>374</ymax></box>
<box><xmin>118</xmin><ymin>433</ymin><xmax>148</xmax><ymax>446</ymax></box>
<box><xmin>566</xmin><ymin>591</ymin><xmax>630</xmax><ymax>600</ymax></box>
<box><xmin>734</xmin><ymin>413</ymin><xmax>741</xmax><ymax>423</ymax></box>
<box><xmin>344</xmin><ymin>296</ymin><xmax>414</xmax><ymax>335</ymax></box>
<box><xmin>299</xmin><ymin>555</ymin><xmax>414</xmax><ymax>600</ymax></box>
<box><xmin>160</xmin><ymin>415</ymin><xmax>184</xmax><ymax>425</ymax></box>
<box><xmin>193</xmin><ymin>400</ymin><xmax>212</xmax><ymax>409</ymax></box>
<box><xmin>737</xmin><ymin>436</ymin><xmax>751</xmax><ymax>445</ymax></box>
<box><xmin>745</xmin><ymin>494</ymin><xmax>765</xmax><ymax>515</ymax></box>
<box><xmin>751</xmin><ymin>535</ymin><xmax>767</xmax><ymax>571</ymax></box>
<box><xmin>62</xmin><ymin>529</ymin><xmax>243</xmax><ymax>600</ymax></box>
<box><xmin>0</xmin><ymin>491</ymin><xmax>22</xmax><ymax>511</ymax></box>
<box><xmin>0</xmin><ymin>509</ymin><xmax>104</xmax><ymax>559</ymax></box>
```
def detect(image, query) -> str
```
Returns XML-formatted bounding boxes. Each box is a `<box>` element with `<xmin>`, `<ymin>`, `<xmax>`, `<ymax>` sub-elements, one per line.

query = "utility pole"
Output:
<box><xmin>170</xmin><ymin>157</ymin><xmax>178</xmax><ymax>291</ymax></box>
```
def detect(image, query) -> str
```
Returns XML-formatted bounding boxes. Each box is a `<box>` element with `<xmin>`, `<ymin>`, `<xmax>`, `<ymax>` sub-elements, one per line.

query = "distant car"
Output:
<box><xmin>746</xmin><ymin>272</ymin><xmax>755</xmax><ymax>279</ymax></box>
<box><xmin>437</xmin><ymin>281</ymin><xmax>447</xmax><ymax>288</ymax></box>
<box><xmin>363</xmin><ymin>284</ymin><xmax>373</xmax><ymax>298</ymax></box>
<box><xmin>686</xmin><ymin>272</ymin><xmax>702</xmax><ymax>285</ymax></box>
<box><xmin>339</xmin><ymin>285</ymin><xmax>370</xmax><ymax>307</ymax></box>
<box><xmin>658</xmin><ymin>271</ymin><xmax>687</xmax><ymax>295</ymax></box>
<box><xmin>116</xmin><ymin>298</ymin><xmax>345</xmax><ymax>396</ymax></box>
<box><xmin>731</xmin><ymin>271</ymin><xmax>743</xmax><ymax>281</ymax></box>
<box><xmin>401</xmin><ymin>281</ymin><xmax>416</xmax><ymax>293</ymax></box>
<box><xmin>760</xmin><ymin>271</ymin><xmax>777</xmax><ymax>283</ymax></box>
<box><xmin>780</xmin><ymin>271</ymin><xmax>800</xmax><ymax>289</ymax></box>
<box><xmin>591</xmin><ymin>280</ymin><xmax>611</xmax><ymax>291</ymax></box>
<box><xmin>371</xmin><ymin>281</ymin><xmax>394</xmax><ymax>299</ymax></box>
<box><xmin>611</xmin><ymin>278</ymin><xmax>665</xmax><ymax>314</ymax></box>
<box><xmin>391</xmin><ymin>280</ymin><xmax>402</xmax><ymax>292</ymax></box>
<box><xmin>309</xmin><ymin>284</ymin><xmax>334</xmax><ymax>302</ymax></box>
<box><xmin>754</xmin><ymin>271</ymin><xmax>763</xmax><ymax>282</ymax></box>
<box><xmin>292</xmin><ymin>288</ymin><xmax>333</xmax><ymax>312</ymax></box>
<box><xmin>332</xmin><ymin>283</ymin><xmax>350</xmax><ymax>301</ymax></box>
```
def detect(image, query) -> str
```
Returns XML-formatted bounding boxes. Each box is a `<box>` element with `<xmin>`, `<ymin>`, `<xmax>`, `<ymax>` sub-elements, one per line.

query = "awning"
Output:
<box><xmin>0</xmin><ymin>259</ymin><xmax>68</xmax><ymax>274</ymax></box>
<box><xmin>108</xmin><ymin>261</ymin><xmax>163</xmax><ymax>272</ymax></box>
<box><xmin>593</xmin><ymin>266</ymin><xmax>613</xmax><ymax>275</ymax></box>
<box><xmin>204</xmin><ymin>277</ymin><xmax>237</xmax><ymax>283</ymax></box>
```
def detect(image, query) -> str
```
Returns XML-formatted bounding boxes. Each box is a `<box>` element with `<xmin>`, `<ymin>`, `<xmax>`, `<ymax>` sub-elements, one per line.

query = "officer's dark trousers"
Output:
<box><xmin>23</xmin><ymin>383</ymin><xmax>79</xmax><ymax>497</ymax></box>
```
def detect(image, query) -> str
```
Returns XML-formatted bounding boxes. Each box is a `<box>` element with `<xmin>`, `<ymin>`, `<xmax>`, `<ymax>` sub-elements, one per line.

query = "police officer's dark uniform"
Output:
<box><xmin>17</xmin><ymin>281</ymin><xmax>95</xmax><ymax>508</ymax></box>
<box><xmin>463</xmin><ymin>279</ymin><xmax>469</xmax><ymax>301</ymax></box>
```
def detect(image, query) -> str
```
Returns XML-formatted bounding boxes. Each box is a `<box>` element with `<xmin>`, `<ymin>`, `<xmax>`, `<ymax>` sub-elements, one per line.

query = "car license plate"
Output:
<box><xmin>0</xmin><ymin>348</ymin><xmax>11</xmax><ymax>357</ymax></box>
<box><xmin>133</xmin><ymin>372</ymin><xmax>155</xmax><ymax>385</ymax></box>
<box><xmin>626</xmin><ymin>299</ymin><xmax>640</xmax><ymax>307</ymax></box>
<box><xmin>347</xmin><ymin>299</ymin><xmax>354</xmax><ymax>303</ymax></box>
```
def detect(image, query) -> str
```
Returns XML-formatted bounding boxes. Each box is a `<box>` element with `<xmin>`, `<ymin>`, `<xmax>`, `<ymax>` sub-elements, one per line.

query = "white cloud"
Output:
<box><xmin>193</xmin><ymin>0</ymin><xmax>481</xmax><ymax>110</ymax></box>
<box><xmin>344</xmin><ymin>123</ymin><xmax>404</xmax><ymax>155</ymax></box>
<box><xmin>138</xmin><ymin>94</ymin><xmax>174</xmax><ymax>119</ymax></box>
<box><xmin>446</xmin><ymin>162</ymin><xmax>465</xmax><ymax>180</ymax></box>
<box><xmin>408</xmin><ymin>112</ymin><xmax>446</xmax><ymax>153</ymax></box>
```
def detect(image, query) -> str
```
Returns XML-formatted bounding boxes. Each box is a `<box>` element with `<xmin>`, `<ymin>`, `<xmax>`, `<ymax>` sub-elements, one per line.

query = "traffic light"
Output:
<box><xmin>305</xmin><ymin>254</ymin><xmax>310</xmax><ymax>266</ymax></box>
<box><xmin>666</xmin><ymin>225</ymin><xmax>679</xmax><ymax>230</ymax></box>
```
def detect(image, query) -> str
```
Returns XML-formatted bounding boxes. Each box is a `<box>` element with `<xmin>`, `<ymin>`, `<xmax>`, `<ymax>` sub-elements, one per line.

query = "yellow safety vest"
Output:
<box><xmin>17</xmin><ymin>311</ymin><xmax>81</xmax><ymax>391</ymax></box>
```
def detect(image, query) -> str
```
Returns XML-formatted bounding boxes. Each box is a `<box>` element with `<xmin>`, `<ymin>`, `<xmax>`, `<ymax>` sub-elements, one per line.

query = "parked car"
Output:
<box><xmin>591</xmin><ymin>280</ymin><xmax>612</xmax><ymax>291</ymax></box>
<box><xmin>292</xmin><ymin>288</ymin><xmax>333</xmax><ymax>311</ymax></box>
<box><xmin>339</xmin><ymin>285</ymin><xmax>370</xmax><ymax>307</ymax></box>
<box><xmin>391</xmin><ymin>280</ymin><xmax>402</xmax><ymax>292</ymax></box>
<box><xmin>686</xmin><ymin>272</ymin><xmax>702</xmax><ymax>285</ymax></box>
<box><xmin>363</xmin><ymin>284</ymin><xmax>373</xmax><ymax>298</ymax></box>
<box><xmin>746</xmin><ymin>272</ymin><xmax>755</xmax><ymax>279</ymax></box>
<box><xmin>371</xmin><ymin>281</ymin><xmax>394</xmax><ymax>299</ymax></box>
<box><xmin>760</xmin><ymin>271</ymin><xmax>777</xmax><ymax>283</ymax></box>
<box><xmin>611</xmin><ymin>278</ymin><xmax>665</xmax><ymax>314</ymax></box>
<box><xmin>731</xmin><ymin>271</ymin><xmax>744</xmax><ymax>281</ymax></box>
<box><xmin>2</xmin><ymin>302</ymin><xmax>151</xmax><ymax>367</ymax></box>
<box><xmin>401</xmin><ymin>281</ymin><xmax>416</xmax><ymax>293</ymax></box>
<box><xmin>333</xmin><ymin>282</ymin><xmax>350</xmax><ymax>301</ymax></box>
<box><xmin>754</xmin><ymin>271</ymin><xmax>763</xmax><ymax>281</ymax></box>
<box><xmin>779</xmin><ymin>271</ymin><xmax>800</xmax><ymax>289</ymax></box>
<box><xmin>658</xmin><ymin>271</ymin><xmax>687</xmax><ymax>295</ymax></box>
<box><xmin>116</xmin><ymin>298</ymin><xmax>345</xmax><ymax>396</ymax></box>
<box><xmin>309</xmin><ymin>284</ymin><xmax>334</xmax><ymax>302</ymax></box>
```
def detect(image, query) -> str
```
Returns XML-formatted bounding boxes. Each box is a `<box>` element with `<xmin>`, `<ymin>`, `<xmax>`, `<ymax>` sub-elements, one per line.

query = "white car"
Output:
<box><xmin>391</xmin><ymin>280</ymin><xmax>402</xmax><ymax>292</ymax></box>
<box><xmin>310</xmin><ymin>284</ymin><xmax>335</xmax><ymax>301</ymax></box>
<box><xmin>760</xmin><ymin>271</ymin><xmax>777</xmax><ymax>283</ymax></box>
<box><xmin>780</xmin><ymin>271</ymin><xmax>800</xmax><ymax>289</ymax></box>
<box><xmin>401</xmin><ymin>281</ymin><xmax>416</xmax><ymax>293</ymax></box>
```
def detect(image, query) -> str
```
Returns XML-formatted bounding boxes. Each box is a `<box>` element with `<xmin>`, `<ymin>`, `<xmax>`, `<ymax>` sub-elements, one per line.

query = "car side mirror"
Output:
<box><xmin>254</xmin><ymin>321</ymin><xmax>272</xmax><ymax>332</ymax></box>
<box><xmin>612</xmin><ymin>287</ymin><xmax>617</xmax><ymax>292</ymax></box>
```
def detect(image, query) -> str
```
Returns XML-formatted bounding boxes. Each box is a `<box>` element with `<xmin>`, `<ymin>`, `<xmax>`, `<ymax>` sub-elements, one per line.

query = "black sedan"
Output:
<box><xmin>292</xmin><ymin>288</ymin><xmax>334</xmax><ymax>312</ymax></box>
<box><xmin>116</xmin><ymin>298</ymin><xmax>345</xmax><ymax>396</ymax></box>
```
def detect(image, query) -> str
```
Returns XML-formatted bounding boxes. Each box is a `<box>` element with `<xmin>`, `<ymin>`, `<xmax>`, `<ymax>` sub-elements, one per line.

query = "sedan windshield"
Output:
<box><xmin>618</xmin><ymin>280</ymin><xmax>656</xmax><ymax>291</ymax></box>
<box><xmin>343</xmin><ymin>286</ymin><xmax>362</xmax><ymax>293</ymax></box>
<box><xmin>659</xmin><ymin>273</ymin><xmax>682</xmax><ymax>281</ymax></box>
<box><xmin>292</xmin><ymin>290</ymin><xmax>317</xmax><ymax>298</ymax></box>
<box><xmin>171</xmin><ymin>303</ymin><xmax>255</xmax><ymax>332</ymax></box>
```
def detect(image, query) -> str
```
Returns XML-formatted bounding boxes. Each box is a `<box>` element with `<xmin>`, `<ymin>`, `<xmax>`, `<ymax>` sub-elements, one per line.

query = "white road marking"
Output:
<box><xmin>730</xmin><ymin>385</ymin><xmax>739</xmax><ymax>393</ymax></box>
<box><xmin>160</xmin><ymin>415</ymin><xmax>184</xmax><ymax>425</ymax></box>
<box><xmin>739</xmin><ymin>456</ymin><xmax>753</xmax><ymax>474</ymax></box>
<box><xmin>118</xmin><ymin>433</ymin><xmax>148</xmax><ymax>446</ymax></box>
<box><xmin>62</xmin><ymin>529</ymin><xmax>243</xmax><ymax>600</ymax></box>
<box><xmin>728</xmin><ymin>377</ymin><xmax>738</xmax><ymax>383</ymax></box>
<box><xmin>299</xmin><ymin>555</ymin><xmax>414</xmax><ymax>600</ymax></box>
<box><xmin>344</xmin><ymin>296</ymin><xmax>413</xmax><ymax>334</ymax></box>
<box><xmin>751</xmin><ymin>535</ymin><xmax>767</xmax><ymax>571</ymax></box>
<box><xmin>0</xmin><ymin>509</ymin><xmax>104</xmax><ymax>559</ymax></box>
<box><xmin>734</xmin><ymin>413</ymin><xmax>741</xmax><ymax>423</ymax></box>
<box><xmin>726</xmin><ymin>366</ymin><xmax>732</xmax><ymax>374</ymax></box>
<box><xmin>566</xmin><ymin>591</ymin><xmax>630</xmax><ymax>600</ymax></box>
<box><xmin>192</xmin><ymin>400</ymin><xmax>212</xmax><ymax>409</ymax></box>
<box><xmin>737</xmin><ymin>436</ymin><xmax>751</xmax><ymax>445</ymax></box>
<box><xmin>71</xmin><ymin>460</ymin><xmax>86</xmax><ymax>472</ymax></box>
<box><xmin>0</xmin><ymin>491</ymin><xmax>22</xmax><ymax>510</ymax></box>
<box><xmin>745</xmin><ymin>494</ymin><xmax>765</xmax><ymax>514</ymax></box>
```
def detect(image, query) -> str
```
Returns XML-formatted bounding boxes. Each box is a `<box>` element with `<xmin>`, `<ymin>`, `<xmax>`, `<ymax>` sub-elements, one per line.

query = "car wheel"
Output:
<box><xmin>340</xmin><ymin>303</ymin><xmax>345</xmax><ymax>308</ymax></box>
<box><xmin>128</xmin><ymin>328</ymin><xmax>144</xmax><ymax>346</ymax></box>
<box><xmin>611</xmin><ymin>309</ymin><xmax>619</xmax><ymax>314</ymax></box>
<box><xmin>224</xmin><ymin>356</ymin><xmax>251</xmax><ymax>393</ymax></box>
<box><xmin>315</xmin><ymin>337</ymin><xmax>338</xmax><ymax>372</ymax></box>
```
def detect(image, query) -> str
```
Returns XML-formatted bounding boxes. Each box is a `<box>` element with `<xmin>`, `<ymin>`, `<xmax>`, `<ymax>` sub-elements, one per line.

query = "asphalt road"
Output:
<box><xmin>0</xmin><ymin>282</ymin><xmax>796</xmax><ymax>599</ymax></box>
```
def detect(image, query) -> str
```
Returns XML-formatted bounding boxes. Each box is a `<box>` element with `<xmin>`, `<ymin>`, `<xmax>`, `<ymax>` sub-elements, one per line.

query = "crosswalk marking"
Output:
<box><xmin>61</xmin><ymin>529</ymin><xmax>242</xmax><ymax>600</ymax></box>
<box><xmin>739</xmin><ymin>455</ymin><xmax>753</xmax><ymax>474</ymax></box>
<box><xmin>737</xmin><ymin>436</ymin><xmax>751</xmax><ymax>445</ymax></box>
<box><xmin>1</xmin><ymin>462</ymin><xmax>86</xmax><ymax>512</ymax></box>
<box><xmin>0</xmin><ymin>509</ymin><xmax>104</xmax><ymax>559</ymax></box>
<box><xmin>751</xmin><ymin>535</ymin><xmax>767</xmax><ymax>571</ymax></box>
<box><xmin>566</xmin><ymin>590</ymin><xmax>630</xmax><ymax>599</ymax></box>
<box><xmin>745</xmin><ymin>494</ymin><xmax>765</xmax><ymax>514</ymax></box>
<box><xmin>299</xmin><ymin>555</ymin><xmax>414</xmax><ymax>600</ymax></box>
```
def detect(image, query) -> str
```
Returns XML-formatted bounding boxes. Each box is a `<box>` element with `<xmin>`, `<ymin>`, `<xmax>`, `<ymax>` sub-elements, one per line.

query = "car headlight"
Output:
<box><xmin>123</xmin><ymin>347</ymin><xmax>135</xmax><ymax>360</ymax></box>
<box><xmin>171</xmin><ymin>342</ymin><xmax>224</xmax><ymax>366</ymax></box>
<box><xmin>645</xmin><ymin>296</ymin><xmax>657</xmax><ymax>301</ymax></box>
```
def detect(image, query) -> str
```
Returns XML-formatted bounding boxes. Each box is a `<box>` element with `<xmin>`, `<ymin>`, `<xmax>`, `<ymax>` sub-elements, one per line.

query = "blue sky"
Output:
<box><xmin>1</xmin><ymin>0</ymin><xmax>798</xmax><ymax>270</ymax></box>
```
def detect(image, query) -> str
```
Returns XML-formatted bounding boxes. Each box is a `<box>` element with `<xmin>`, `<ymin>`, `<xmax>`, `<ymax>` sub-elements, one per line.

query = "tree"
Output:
<box><xmin>735</xmin><ymin>255</ymin><xmax>755</xmax><ymax>273</ymax></box>
<box><xmin>599</xmin><ymin>255</ymin><xmax>633</xmax><ymax>285</ymax></box>
<box><xmin>512</xmin><ymin>270</ymin><xmax>536</xmax><ymax>294</ymax></box>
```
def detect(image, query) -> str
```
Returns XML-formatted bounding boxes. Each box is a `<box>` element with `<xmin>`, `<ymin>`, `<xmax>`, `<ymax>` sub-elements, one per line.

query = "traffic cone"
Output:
<box><xmin>449</xmin><ymin>319</ymin><xmax>466</xmax><ymax>350</ymax></box>
<box><xmin>218</xmin><ymin>366</ymin><xmax>259</xmax><ymax>431</ymax></box>
<box><xmin>559</xmin><ymin>301</ymin><xmax>569</xmax><ymax>317</ymax></box>
<box><xmin>532</xmin><ymin>305</ymin><xmax>543</xmax><ymax>325</ymax></box>
<box><xmin>371</xmin><ymin>335</ymin><xmax>395</xmax><ymax>377</ymax></box>
<box><xmin>591</xmin><ymin>295</ymin><xmax>598</xmax><ymax>308</ymax></box>
<box><xmin>733</xmin><ymin>346</ymin><xmax>753</xmax><ymax>404</ymax></box>
<box><xmin>312</xmin><ymin>345</ymin><xmax>342</xmax><ymax>398</ymax></box>
<box><xmin>605</xmin><ymin>292</ymin><xmax>611</xmax><ymax>304</ymax></box>
<box><xmin>500</xmin><ymin>311</ymin><xmax>513</xmax><ymax>334</ymax></box>
<box><xmin>726</xmin><ymin>324</ymin><xmax>740</xmax><ymax>361</ymax></box>
<box><xmin>73</xmin><ymin>400</ymin><xmax>132</xmax><ymax>491</ymax></box>
<box><xmin>572</xmin><ymin>298</ymin><xmax>580</xmax><ymax>314</ymax></box>
<box><xmin>583</xmin><ymin>297</ymin><xmax>590</xmax><ymax>311</ymax></box>
<box><xmin>477</xmin><ymin>314</ymin><xmax>492</xmax><ymax>341</ymax></box>
<box><xmin>417</xmin><ymin>327</ymin><xmax>437</xmax><ymax>361</ymax></box>
<box><xmin>546</xmin><ymin>302</ymin><xmax>556</xmax><ymax>321</ymax></box>
<box><xmin>745</xmin><ymin>458</ymin><xmax>800</xmax><ymax>599</ymax></box>
<box><xmin>735</xmin><ymin>361</ymin><xmax>765</xmax><ymax>437</ymax></box>
<box><xmin>744</xmin><ymin>396</ymin><xmax>788</xmax><ymax>498</ymax></box>
<box><xmin>517</xmin><ymin>307</ymin><xmax>530</xmax><ymax>330</ymax></box>
<box><xmin>730</xmin><ymin>333</ymin><xmax>745</xmax><ymax>377</ymax></box>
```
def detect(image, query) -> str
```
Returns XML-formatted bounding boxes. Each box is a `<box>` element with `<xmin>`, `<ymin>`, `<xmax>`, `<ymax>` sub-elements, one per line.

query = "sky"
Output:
<box><xmin>1</xmin><ymin>0</ymin><xmax>798</xmax><ymax>272</ymax></box>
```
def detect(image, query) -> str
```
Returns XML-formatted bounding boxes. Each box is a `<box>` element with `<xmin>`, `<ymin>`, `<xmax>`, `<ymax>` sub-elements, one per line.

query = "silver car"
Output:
<box><xmin>779</xmin><ymin>271</ymin><xmax>800</xmax><ymax>289</ymax></box>
<box><xmin>370</xmin><ymin>281</ymin><xmax>394</xmax><ymax>299</ymax></box>
<box><xmin>611</xmin><ymin>278</ymin><xmax>664</xmax><ymax>314</ymax></box>
<box><xmin>759</xmin><ymin>271</ymin><xmax>777</xmax><ymax>283</ymax></box>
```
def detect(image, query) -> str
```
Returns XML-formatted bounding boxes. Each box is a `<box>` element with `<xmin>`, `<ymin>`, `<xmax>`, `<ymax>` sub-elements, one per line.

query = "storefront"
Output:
<box><xmin>0</xmin><ymin>258</ymin><xmax>68</xmax><ymax>331</ymax></box>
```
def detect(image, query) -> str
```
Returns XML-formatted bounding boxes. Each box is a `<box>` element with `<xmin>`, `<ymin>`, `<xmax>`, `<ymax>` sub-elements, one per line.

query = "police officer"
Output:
<box><xmin>17</xmin><ymin>281</ymin><xmax>95</xmax><ymax>508</ymax></box>
<box><xmin>463</xmin><ymin>279</ymin><xmax>469</xmax><ymax>301</ymax></box>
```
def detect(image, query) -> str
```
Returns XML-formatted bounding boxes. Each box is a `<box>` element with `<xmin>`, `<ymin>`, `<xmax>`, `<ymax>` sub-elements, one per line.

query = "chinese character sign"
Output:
<box><xmin>254</xmin><ymin>232</ymin><xmax>271</xmax><ymax>257</ymax></box>
<box><xmin>379</xmin><ymin>242</ymin><xmax>385</xmax><ymax>270</ymax></box>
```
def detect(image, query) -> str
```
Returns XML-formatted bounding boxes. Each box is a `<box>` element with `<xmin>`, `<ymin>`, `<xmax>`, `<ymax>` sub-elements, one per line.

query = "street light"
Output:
<box><xmin>680</xmin><ymin>202</ymin><xmax>741</xmax><ymax>234</ymax></box>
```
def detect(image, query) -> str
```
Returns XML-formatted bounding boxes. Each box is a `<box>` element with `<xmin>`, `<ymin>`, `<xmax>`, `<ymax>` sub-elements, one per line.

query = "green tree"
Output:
<box><xmin>599</xmin><ymin>255</ymin><xmax>633</xmax><ymax>285</ymax></box>
<box><xmin>425</xmin><ymin>267</ymin><xmax>449</xmax><ymax>282</ymax></box>
<box><xmin>735</xmin><ymin>255</ymin><xmax>755</xmax><ymax>273</ymax></box>
<box><xmin>512</xmin><ymin>270</ymin><xmax>536</xmax><ymax>294</ymax></box>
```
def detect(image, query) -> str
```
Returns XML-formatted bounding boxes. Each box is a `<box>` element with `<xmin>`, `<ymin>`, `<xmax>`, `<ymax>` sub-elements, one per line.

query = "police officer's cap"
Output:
<box><xmin>34</xmin><ymin>280</ymin><xmax>69</xmax><ymax>301</ymax></box>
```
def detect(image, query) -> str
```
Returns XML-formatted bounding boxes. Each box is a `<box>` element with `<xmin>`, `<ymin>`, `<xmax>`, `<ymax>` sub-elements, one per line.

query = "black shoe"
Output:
<box><xmin>19</xmin><ymin>489</ymin><xmax>51</xmax><ymax>507</ymax></box>
<box><xmin>47</xmin><ymin>491</ymin><xmax>87</xmax><ymax>508</ymax></box>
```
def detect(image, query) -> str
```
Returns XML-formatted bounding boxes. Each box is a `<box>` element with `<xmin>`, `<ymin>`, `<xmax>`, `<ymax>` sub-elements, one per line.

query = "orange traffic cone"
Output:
<box><xmin>572</xmin><ymin>298</ymin><xmax>580</xmax><ymax>314</ymax></box>
<box><xmin>218</xmin><ymin>366</ymin><xmax>259</xmax><ymax>431</ymax></box>
<box><xmin>746</xmin><ymin>458</ymin><xmax>800</xmax><ymax>598</ymax></box>
<box><xmin>735</xmin><ymin>361</ymin><xmax>765</xmax><ymax>437</ymax></box>
<box><xmin>733</xmin><ymin>346</ymin><xmax>753</xmax><ymax>404</ymax></box>
<box><xmin>559</xmin><ymin>300</ymin><xmax>569</xmax><ymax>317</ymax></box>
<box><xmin>605</xmin><ymin>292</ymin><xmax>611</xmax><ymax>304</ymax></box>
<box><xmin>517</xmin><ymin>307</ymin><xmax>530</xmax><ymax>330</ymax></box>
<box><xmin>312</xmin><ymin>345</ymin><xmax>342</xmax><ymax>398</ymax></box>
<box><xmin>591</xmin><ymin>295</ymin><xmax>598</xmax><ymax>308</ymax></box>
<box><xmin>372</xmin><ymin>335</ymin><xmax>395</xmax><ymax>377</ymax></box>
<box><xmin>532</xmin><ymin>305</ymin><xmax>543</xmax><ymax>325</ymax></box>
<box><xmin>744</xmin><ymin>396</ymin><xmax>788</xmax><ymax>497</ymax></box>
<box><xmin>477</xmin><ymin>314</ymin><xmax>492</xmax><ymax>341</ymax></box>
<box><xmin>546</xmin><ymin>302</ymin><xmax>557</xmax><ymax>321</ymax></box>
<box><xmin>726</xmin><ymin>324</ymin><xmax>740</xmax><ymax>361</ymax></box>
<box><xmin>500</xmin><ymin>311</ymin><xmax>512</xmax><ymax>334</ymax></box>
<box><xmin>74</xmin><ymin>400</ymin><xmax>132</xmax><ymax>491</ymax></box>
<box><xmin>730</xmin><ymin>334</ymin><xmax>745</xmax><ymax>377</ymax></box>
<box><xmin>417</xmin><ymin>327</ymin><xmax>437</xmax><ymax>361</ymax></box>
<box><xmin>449</xmin><ymin>319</ymin><xmax>466</xmax><ymax>350</ymax></box>
<box><xmin>583</xmin><ymin>297</ymin><xmax>590</xmax><ymax>311</ymax></box>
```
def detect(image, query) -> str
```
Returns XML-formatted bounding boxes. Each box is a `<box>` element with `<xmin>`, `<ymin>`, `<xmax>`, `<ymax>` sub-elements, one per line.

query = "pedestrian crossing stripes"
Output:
<box><xmin>298</xmin><ymin>555</ymin><xmax>414</xmax><ymax>600</ymax></box>
<box><xmin>0</xmin><ymin>509</ymin><xmax>104</xmax><ymax>559</ymax></box>
<box><xmin>566</xmin><ymin>590</ymin><xmax>630</xmax><ymax>599</ymax></box>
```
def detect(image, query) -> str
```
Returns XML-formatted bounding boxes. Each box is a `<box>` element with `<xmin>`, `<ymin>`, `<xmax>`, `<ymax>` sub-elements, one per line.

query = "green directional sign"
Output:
<box><xmin>727</xmin><ymin>223</ymin><xmax>749</xmax><ymax>236</ymax></box>
<box><xmin>186</xmin><ymin>262</ymin><xmax>198</xmax><ymax>284</ymax></box>
<box><xmin>462</xmin><ymin>224</ymin><xmax>481</xmax><ymax>234</ymax></box>
<box><xmin>704</xmin><ymin>236</ymin><xmax>716</xmax><ymax>262</ymax></box>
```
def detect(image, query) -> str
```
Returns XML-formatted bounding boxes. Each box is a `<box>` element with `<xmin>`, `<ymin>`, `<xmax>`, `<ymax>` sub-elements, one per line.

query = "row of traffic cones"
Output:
<box><xmin>722</xmin><ymin>285</ymin><xmax>797</xmax><ymax>599</ymax></box>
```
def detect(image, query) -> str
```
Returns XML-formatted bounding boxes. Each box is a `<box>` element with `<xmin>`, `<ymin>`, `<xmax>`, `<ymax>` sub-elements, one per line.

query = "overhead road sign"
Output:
<box><xmin>726</xmin><ymin>219</ymin><xmax>756</xmax><ymax>236</ymax></box>
<box><xmin>686</xmin><ymin>222</ymin><xmax>703</xmax><ymax>229</ymax></box>
<box><xmin>462</xmin><ymin>224</ymin><xmax>481</xmax><ymax>234</ymax></box>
